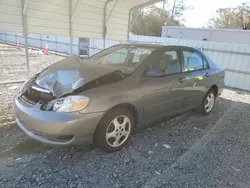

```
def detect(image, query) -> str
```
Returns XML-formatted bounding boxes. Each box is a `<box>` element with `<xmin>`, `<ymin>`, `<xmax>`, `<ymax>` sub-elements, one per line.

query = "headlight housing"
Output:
<box><xmin>18</xmin><ymin>74</ymin><xmax>38</xmax><ymax>96</ymax></box>
<box><xmin>53</xmin><ymin>95</ymin><xmax>90</xmax><ymax>112</ymax></box>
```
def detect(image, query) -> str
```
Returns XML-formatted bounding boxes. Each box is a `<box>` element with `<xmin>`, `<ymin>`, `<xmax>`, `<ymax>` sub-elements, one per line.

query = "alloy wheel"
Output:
<box><xmin>105</xmin><ymin>115</ymin><xmax>131</xmax><ymax>147</ymax></box>
<box><xmin>205</xmin><ymin>93</ymin><xmax>215</xmax><ymax>113</ymax></box>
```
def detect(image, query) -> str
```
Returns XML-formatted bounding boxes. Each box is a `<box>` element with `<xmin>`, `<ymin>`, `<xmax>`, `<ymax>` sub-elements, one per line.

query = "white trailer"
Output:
<box><xmin>161</xmin><ymin>26</ymin><xmax>250</xmax><ymax>45</ymax></box>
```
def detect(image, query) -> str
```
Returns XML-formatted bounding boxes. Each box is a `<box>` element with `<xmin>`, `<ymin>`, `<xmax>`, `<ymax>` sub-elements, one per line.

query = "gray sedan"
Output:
<box><xmin>14</xmin><ymin>43</ymin><xmax>225</xmax><ymax>152</ymax></box>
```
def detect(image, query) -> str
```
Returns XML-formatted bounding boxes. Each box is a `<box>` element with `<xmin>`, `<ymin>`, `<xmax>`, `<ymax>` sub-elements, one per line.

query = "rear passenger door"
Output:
<box><xmin>180</xmin><ymin>48</ymin><xmax>211</xmax><ymax>109</ymax></box>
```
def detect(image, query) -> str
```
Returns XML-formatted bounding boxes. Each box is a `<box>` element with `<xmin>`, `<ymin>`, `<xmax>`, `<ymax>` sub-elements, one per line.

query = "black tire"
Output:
<box><xmin>93</xmin><ymin>108</ymin><xmax>134</xmax><ymax>152</ymax></box>
<box><xmin>200</xmin><ymin>89</ymin><xmax>216</xmax><ymax>115</ymax></box>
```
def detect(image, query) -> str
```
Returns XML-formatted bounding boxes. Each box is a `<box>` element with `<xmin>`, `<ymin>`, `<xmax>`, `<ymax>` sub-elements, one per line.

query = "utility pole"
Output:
<box><xmin>162</xmin><ymin>0</ymin><xmax>168</xmax><ymax>23</ymax></box>
<box><xmin>171</xmin><ymin>0</ymin><xmax>177</xmax><ymax>21</ymax></box>
<box><xmin>163</xmin><ymin>0</ymin><xmax>165</xmax><ymax>10</ymax></box>
<box><xmin>69</xmin><ymin>0</ymin><xmax>73</xmax><ymax>56</ymax></box>
<box><xmin>21</xmin><ymin>0</ymin><xmax>30</xmax><ymax>78</ymax></box>
<box><xmin>162</xmin><ymin>0</ymin><xmax>165</xmax><ymax>21</ymax></box>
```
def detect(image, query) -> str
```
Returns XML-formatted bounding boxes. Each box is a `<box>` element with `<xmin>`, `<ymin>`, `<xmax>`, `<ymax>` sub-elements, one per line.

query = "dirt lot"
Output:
<box><xmin>1</xmin><ymin>89</ymin><xmax>250</xmax><ymax>188</ymax></box>
<box><xmin>0</xmin><ymin>43</ymin><xmax>63</xmax><ymax>124</ymax></box>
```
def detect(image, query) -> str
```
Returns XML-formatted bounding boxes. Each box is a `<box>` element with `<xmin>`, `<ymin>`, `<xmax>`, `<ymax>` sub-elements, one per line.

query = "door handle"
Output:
<box><xmin>205</xmin><ymin>72</ymin><xmax>210</xmax><ymax>77</ymax></box>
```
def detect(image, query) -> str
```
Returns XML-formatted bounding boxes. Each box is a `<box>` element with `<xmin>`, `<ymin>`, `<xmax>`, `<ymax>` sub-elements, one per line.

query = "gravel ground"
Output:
<box><xmin>1</xmin><ymin>90</ymin><xmax>250</xmax><ymax>188</ymax></box>
<box><xmin>0</xmin><ymin>43</ymin><xmax>64</xmax><ymax>124</ymax></box>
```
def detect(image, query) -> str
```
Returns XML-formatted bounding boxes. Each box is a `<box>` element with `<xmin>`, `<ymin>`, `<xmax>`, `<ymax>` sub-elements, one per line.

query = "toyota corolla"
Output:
<box><xmin>14</xmin><ymin>43</ymin><xmax>225</xmax><ymax>152</ymax></box>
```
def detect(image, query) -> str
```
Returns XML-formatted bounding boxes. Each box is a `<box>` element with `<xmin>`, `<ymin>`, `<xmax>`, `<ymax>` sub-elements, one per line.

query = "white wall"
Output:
<box><xmin>0</xmin><ymin>0</ymin><xmax>160</xmax><ymax>41</ymax></box>
<box><xmin>0</xmin><ymin>0</ymin><xmax>23</xmax><ymax>32</ymax></box>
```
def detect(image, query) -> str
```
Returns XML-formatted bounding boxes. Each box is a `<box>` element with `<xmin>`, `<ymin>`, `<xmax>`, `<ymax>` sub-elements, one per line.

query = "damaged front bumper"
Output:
<box><xmin>14</xmin><ymin>95</ymin><xmax>104</xmax><ymax>146</ymax></box>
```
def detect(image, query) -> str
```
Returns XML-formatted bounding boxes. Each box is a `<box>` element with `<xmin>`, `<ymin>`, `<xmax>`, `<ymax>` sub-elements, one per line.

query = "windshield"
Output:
<box><xmin>90</xmin><ymin>45</ymin><xmax>156</xmax><ymax>74</ymax></box>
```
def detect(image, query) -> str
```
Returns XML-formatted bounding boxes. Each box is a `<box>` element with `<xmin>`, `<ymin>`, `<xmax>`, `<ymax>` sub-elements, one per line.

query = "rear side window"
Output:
<box><xmin>183</xmin><ymin>51</ymin><xmax>208</xmax><ymax>72</ymax></box>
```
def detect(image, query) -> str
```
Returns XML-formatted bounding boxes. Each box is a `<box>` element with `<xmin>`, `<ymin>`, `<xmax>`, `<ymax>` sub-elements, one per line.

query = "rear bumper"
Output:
<box><xmin>14</xmin><ymin>96</ymin><xmax>104</xmax><ymax>146</ymax></box>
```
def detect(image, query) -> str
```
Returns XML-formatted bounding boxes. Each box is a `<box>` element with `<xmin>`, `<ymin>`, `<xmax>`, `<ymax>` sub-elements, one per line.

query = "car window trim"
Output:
<box><xmin>143</xmin><ymin>47</ymin><xmax>183</xmax><ymax>78</ymax></box>
<box><xmin>180</xmin><ymin>48</ymin><xmax>210</xmax><ymax>73</ymax></box>
<box><xmin>202</xmin><ymin>56</ymin><xmax>210</xmax><ymax>69</ymax></box>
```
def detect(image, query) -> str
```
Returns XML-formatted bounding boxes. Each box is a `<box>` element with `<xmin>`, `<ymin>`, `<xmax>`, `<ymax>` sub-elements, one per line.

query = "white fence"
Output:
<box><xmin>88</xmin><ymin>38</ymin><xmax>121</xmax><ymax>57</ymax></box>
<box><xmin>0</xmin><ymin>31</ymin><xmax>120</xmax><ymax>57</ymax></box>
<box><xmin>1</xmin><ymin>31</ymin><xmax>250</xmax><ymax>91</ymax></box>
<box><xmin>0</xmin><ymin>31</ymin><xmax>79</xmax><ymax>56</ymax></box>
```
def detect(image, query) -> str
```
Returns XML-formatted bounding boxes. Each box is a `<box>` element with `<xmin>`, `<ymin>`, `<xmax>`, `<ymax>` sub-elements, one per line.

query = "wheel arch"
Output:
<box><xmin>100</xmin><ymin>103</ymin><xmax>139</xmax><ymax>127</ymax></box>
<box><xmin>210</xmin><ymin>85</ymin><xmax>219</xmax><ymax>97</ymax></box>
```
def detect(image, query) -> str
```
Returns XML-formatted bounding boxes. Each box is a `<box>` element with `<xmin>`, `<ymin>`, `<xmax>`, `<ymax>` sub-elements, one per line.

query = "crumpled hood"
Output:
<box><xmin>35</xmin><ymin>57</ymin><xmax>118</xmax><ymax>97</ymax></box>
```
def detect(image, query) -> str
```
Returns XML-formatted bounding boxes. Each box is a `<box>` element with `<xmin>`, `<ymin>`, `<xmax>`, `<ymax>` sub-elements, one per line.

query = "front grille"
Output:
<box><xmin>19</xmin><ymin>94</ymin><xmax>37</xmax><ymax>107</ymax></box>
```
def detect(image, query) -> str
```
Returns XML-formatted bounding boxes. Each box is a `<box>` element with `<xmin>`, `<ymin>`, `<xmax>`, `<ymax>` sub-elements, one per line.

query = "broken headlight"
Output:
<box><xmin>18</xmin><ymin>74</ymin><xmax>38</xmax><ymax>96</ymax></box>
<box><xmin>53</xmin><ymin>95</ymin><xmax>90</xmax><ymax>112</ymax></box>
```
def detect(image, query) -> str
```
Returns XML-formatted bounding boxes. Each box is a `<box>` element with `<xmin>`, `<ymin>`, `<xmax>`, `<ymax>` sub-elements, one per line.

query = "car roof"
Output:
<box><xmin>115</xmin><ymin>42</ymin><xmax>199</xmax><ymax>51</ymax></box>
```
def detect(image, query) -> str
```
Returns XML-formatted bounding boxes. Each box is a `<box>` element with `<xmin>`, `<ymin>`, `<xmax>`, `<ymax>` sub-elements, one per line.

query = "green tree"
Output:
<box><xmin>129</xmin><ymin>0</ymin><xmax>189</xmax><ymax>36</ymax></box>
<box><xmin>207</xmin><ymin>3</ymin><xmax>250</xmax><ymax>30</ymax></box>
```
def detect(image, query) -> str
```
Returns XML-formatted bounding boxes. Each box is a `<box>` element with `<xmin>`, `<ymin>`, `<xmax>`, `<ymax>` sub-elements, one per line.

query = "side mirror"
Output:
<box><xmin>146</xmin><ymin>68</ymin><xmax>165</xmax><ymax>77</ymax></box>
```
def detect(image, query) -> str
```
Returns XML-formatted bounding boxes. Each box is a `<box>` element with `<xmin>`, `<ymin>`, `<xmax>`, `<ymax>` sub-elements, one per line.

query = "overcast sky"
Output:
<box><xmin>157</xmin><ymin>0</ymin><xmax>248</xmax><ymax>28</ymax></box>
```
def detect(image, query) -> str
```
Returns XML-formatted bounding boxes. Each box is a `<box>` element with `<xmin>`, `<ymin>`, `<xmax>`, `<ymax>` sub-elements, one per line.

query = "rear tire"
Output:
<box><xmin>94</xmin><ymin>108</ymin><xmax>134</xmax><ymax>152</ymax></box>
<box><xmin>200</xmin><ymin>89</ymin><xmax>216</xmax><ymax>115</ymax></box>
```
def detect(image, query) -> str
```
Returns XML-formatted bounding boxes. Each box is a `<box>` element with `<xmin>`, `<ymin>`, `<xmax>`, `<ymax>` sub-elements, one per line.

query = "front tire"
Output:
<box><xmin>94</xmin><ymin>108</ymin><xmax>134</xmax><ymax>152</ymax></box>
<box><xmin>201</xmin><ymin>89</ymin><xmax>216</xmax><ymax>115</ymax></box>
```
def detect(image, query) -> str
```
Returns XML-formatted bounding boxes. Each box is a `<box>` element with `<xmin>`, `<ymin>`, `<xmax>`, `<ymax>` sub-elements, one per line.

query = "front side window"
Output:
<box><xmin>150</xmin><ymin>50</ymin><xmax>181</xmax><ymax>75</ymax></box>
<box><xmin>90</xmin><ymin>46</ymin><xmax>155</xmax><ymax>74</ymax></box>
<box><xmin>183</xmin><ymin>50</ymin><xmax>208</xmax><ymax>72</ymax></box>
